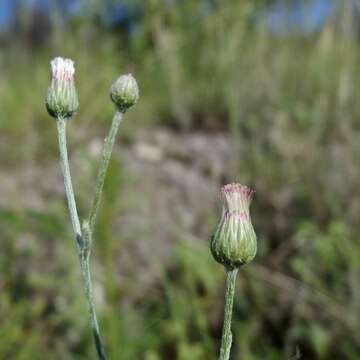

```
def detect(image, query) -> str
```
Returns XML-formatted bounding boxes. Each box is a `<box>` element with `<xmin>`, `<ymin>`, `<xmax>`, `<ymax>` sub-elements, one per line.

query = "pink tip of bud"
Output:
<box><xmin>220</xmin><ymin>183</ymin><xmax>254</xmax><ymax>212</ymax></box>
<box><xmin>50</xmin><ymin>57</ymin><xmax>75</xmax><ymax>81</ymax></box>
<box><xmin>220</xmin><ymin>183</ymin><xmax>254</xmax><ymax>199</ymax></box>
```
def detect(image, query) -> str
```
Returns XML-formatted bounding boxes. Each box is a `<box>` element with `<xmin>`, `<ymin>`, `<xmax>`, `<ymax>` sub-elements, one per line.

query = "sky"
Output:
<box><xmin>0</xmin><ymin>0</ymin><xmax>13</xmax><ymax>29</ymax></box>
<box><xmin>0</xmin><ymin>0</ymin><xmax>349</xmax><ymax>33</ymax></box>
<box><xmin>263</xmin><ymin>0</ymin><xmax>335</xmax><ymax>34</ymax></box>
<box><xmin>0</xmin><ymin>0</ymin><xmax>81</xmax><ymax>29</ymax></box>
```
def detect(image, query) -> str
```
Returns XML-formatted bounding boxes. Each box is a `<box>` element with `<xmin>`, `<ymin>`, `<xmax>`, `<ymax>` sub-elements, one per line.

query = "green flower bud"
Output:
<box><xmin>110</xmin><ymin>74</ymin><xmax>139</xmax><ymax>112</ymax></box>
<box><xmin>210</xmin><ymin>183</ymin><xmax>257</xmax><ymax>270</ymax></box>
<box><xmin>46</xmin><ymin>57</ymin><xmax>79</xmax><ymax>119</ymax></box>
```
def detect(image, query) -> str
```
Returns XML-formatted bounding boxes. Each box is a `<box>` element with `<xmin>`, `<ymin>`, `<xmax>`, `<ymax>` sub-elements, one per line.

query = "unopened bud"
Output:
<box><xmin>110</xmin><ymin>74</ymin><xmax>139</xmax><ymax>112</ymax></box>
<box><xmin>46</xmin><ymin>57</ymin><xmax>79</xmax><ymax>119</ymax></box>
<box><xmin>210</xmin><ymin>183</ymin><xmax>257</xmax><ymax>269</ymax></box>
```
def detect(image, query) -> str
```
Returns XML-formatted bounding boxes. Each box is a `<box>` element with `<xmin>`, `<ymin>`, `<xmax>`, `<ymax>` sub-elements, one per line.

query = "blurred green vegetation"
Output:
<box><xmin>1</xmin><ymin>0</ymin><xmax>360</xmax><ymax>359</ymax></box>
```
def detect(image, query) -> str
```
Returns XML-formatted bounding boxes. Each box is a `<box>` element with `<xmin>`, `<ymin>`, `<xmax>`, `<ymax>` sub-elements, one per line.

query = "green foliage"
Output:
<box><xmin>1</xmin><ymin>0</ymin><xmax>360</xmax><ymax>358</ymax></box>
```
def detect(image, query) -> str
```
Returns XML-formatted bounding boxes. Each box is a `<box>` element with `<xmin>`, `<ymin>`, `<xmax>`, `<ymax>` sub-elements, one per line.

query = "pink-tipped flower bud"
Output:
<box><xmin>46</xmin><ymin>57</ymin><xmax>79</xmax><ymax>119</ymax></box>
<box><xmin>210</xmin><ymin>183</ymin><xmax>257</xmax><ymax>269</ymax></box>
<box><xmin>110</xmin><ymin>73</ymin><xmax>139</xmax><ymax>112</ymax></box>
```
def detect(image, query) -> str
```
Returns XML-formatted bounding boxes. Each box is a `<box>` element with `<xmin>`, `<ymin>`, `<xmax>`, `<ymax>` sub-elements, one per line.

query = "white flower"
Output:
<box><xmin>51</xmin><ymin>57</ymin><xmax>75</xmax><ymax>81</ymax></box>
<box><xmin>46</xmin><ymin>57</ymin><xmax>78</xmax><ymax>119</ymax></box>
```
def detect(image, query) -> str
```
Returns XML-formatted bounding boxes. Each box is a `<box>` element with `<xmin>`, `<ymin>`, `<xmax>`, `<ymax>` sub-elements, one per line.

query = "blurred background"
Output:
<box><xmin>1</xmin><ymin>0</ymin><xmax>360</xmax><ymax>359</ymax></box>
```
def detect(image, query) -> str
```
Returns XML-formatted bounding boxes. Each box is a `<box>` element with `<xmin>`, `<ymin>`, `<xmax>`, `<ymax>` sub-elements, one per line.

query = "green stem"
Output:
<box><xmin>56</xmin><ymin>118</ymin><xmax>107</xmax><ymax>360</ymax></box>
<box><xmin>88</xmin><ymin>111</ymin><xmax>123</xmax><ymax>232</ymax></box>
<box><xmin>81</xmin><ymin>222</ymin><xmax>107</xmax><ymax>360</ymax></box>
<box><xmin>219</xmin><ymin>268</ymin><xmax>238</xmax><ymax>360</ymax></box>
<box><xmin>56</xmin><ymin>118</ymin><xmax>82</xmax><ymax>241</ymax></box>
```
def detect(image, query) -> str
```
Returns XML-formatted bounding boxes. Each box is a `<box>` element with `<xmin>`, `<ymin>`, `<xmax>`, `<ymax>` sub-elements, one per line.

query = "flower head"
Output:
<box><xmin>210</xmin><ymin>183</ymin><xmax>257</xmax><ymax>269</ymax></box>
<box><xmin>46</xmin><ymin>57</ymin><xmax>79</xmax><ymax>119</ymax></box>
<box><xmin>110</xmin><ymin>73</ymin><xmax>139</xmax><ymax>112</ymax></box>
<box><xmin>51</xmin><ymin>57</ymin><xmax>75</xmax><ymax>81</ymax></box>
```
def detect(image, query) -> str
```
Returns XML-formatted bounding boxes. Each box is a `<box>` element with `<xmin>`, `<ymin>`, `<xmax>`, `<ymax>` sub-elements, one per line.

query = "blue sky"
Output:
<box><xmin>0</xmin><ymin>0</ymin><xmax>346</xmax><ymax>33</ymax></box>
<box><xmin>263</xmin><ymin>0</ymin><xmax>336</xmax><ymax>34</ymax></box>
<box><xmin>0</xmin><ymin>0</ymin><xmax>80</xmax><ymax>28</ymax></box>
<box><xmin>0</xmin><ymin>0</ymin><xmax>13</xmax><ymax>29</ymax></box>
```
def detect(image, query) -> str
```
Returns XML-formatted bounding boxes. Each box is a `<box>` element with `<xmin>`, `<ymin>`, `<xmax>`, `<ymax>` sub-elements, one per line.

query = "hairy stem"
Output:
<box><xmin>81</xmin><ymin>222</ymin><xmax>107</xmax><ymax>360</ymax></box>
<box><xmin>88</xmin><ymin>111</ymin><xmax>123</xmax><ymax>232</ymax></box>
<box><xmin>56</xmin><ymin>118</ymin><xmax>82</xmax><ymax>241</ymax></box>
<box><xmin>219</xmin><ymin>268</ymin><xmax>238</xmax><ymax>360</ymax></box>
<box><xmin>56</xmin><ymin>118</ymin><xmax>107</xmax><ymax>360</ymax></box>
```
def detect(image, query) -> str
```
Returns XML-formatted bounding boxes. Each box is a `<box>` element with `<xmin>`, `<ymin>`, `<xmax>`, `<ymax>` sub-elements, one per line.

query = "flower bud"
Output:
<box><xmin>46</xmin><ymin>57</ymin><xmax>79</xmax><ymax>119</ymax></box>
<box><xmin>210</xmin><ymin>183</ymin><xmax>257</xmax><ymax>269</ymax></box>
<box><xmin>110</xmin><ymin>74</ymin><xmax>139</xmax><ymax>112</ymax></box>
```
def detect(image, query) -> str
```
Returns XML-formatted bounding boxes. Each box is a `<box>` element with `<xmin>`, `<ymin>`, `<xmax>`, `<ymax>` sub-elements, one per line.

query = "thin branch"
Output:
<box><xmin>56</xmin><ymin>118</ymin><xmax>107</xmax><ymax>360</ymax></box>
<box><xmin>219</xmin><ymin>268</ymin><xmax>238</xmax><ymax>360</ymax></box>
<box><xmin>88</xmin><ymin>111</ymin><xmax>123</xmax><ymax>232</ymax></box>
